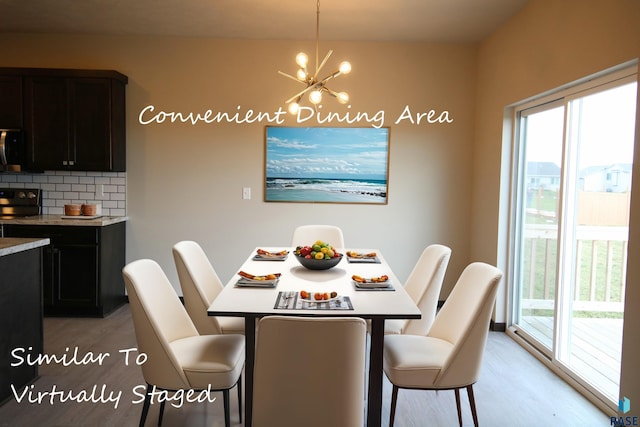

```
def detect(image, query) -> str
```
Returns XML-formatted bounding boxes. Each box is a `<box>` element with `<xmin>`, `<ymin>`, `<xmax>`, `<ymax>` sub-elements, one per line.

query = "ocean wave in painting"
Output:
<box><xmin>265</xmin><ymin>177</ymin><xmax>387</xmax><ymax>203</ymax></box>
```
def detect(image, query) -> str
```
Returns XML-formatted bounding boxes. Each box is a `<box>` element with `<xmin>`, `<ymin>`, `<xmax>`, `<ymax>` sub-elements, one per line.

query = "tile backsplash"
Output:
<box><xmin>0</xmin><ymin>171</ymin><xmax>126</xmax><ymax>217</ymax></box>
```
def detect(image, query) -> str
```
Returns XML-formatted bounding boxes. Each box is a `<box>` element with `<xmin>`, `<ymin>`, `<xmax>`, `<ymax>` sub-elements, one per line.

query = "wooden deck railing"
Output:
<box><xmin>521</xmin><ymin>225</ymin><xmax>628</xmax><ymax>313</ymax></box>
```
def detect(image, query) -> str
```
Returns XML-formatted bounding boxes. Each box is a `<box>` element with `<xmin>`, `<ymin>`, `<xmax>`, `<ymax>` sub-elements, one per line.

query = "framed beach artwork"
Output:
<box><xmin>264</xmin><ymin>127</ymin><xmax>390</xmax><ymax>204</ymax></box>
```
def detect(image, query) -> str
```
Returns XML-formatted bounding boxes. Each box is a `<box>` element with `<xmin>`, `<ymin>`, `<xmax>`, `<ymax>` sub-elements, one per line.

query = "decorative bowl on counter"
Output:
<box><xmin>81</xmin><ymin>204</ymin><xmax>97</xmax><ymax>216</ymax></box>
<box><xmin>64</xmin><ymin>204</ymin><xmax>82</xmax><ymax>216</ymax></box>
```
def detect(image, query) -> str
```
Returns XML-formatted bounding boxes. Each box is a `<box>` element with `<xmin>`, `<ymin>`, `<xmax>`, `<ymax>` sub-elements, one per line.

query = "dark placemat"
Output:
<box><xmin>274</xmin><ymin>291</ymin><xmax>353</xmax><ymax>310</ymax></box>
<box><xmin>234</xmin><ymin>278</ymin><xmax>279</xmax><ymax>288</ymax></box>
<box><xmin>252</xmin><ymin>255</ymin><xmax>288</xmax><ymax>261</ymax></box>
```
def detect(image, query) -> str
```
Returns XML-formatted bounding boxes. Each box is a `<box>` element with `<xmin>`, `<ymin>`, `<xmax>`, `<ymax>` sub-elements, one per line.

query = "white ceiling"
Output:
<box><xmin>0</xmin><ymin>0</ymin><xmax>528</xmax><ymax>43</ymax></box>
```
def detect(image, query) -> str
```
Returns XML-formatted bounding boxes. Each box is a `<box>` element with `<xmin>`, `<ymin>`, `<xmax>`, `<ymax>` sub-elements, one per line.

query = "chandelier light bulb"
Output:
<box><xmin>288</xmin><ymin>102</ymin><xmax>301</xmax><ymax>115</ymax></box>
<box><xmin>309</xmin><ymin>89</ymin><xmax>323</xmax><ymax>104</ymax></box>
<box><xmin>296</xmin><ymin>68</ymin><xmax>307</xmax><ymax>81</ymax></box>
<box><xmin>339</xmin><ymin>61</ymin><xmax>352</xmax><ymax>74</ymax></box>
<box><xmin>336</xmin><ymin>92</ymin><xmax>349</xmax><ymax>104</ymax></box>
<box><xmin>296</xmin><ymin>52</ymin><xmax>309</xmax><ymax>68</ymax></box>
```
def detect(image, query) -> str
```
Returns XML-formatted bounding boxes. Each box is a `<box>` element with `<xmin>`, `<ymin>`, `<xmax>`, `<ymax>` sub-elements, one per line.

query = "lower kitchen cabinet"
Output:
<box><xmin>0</xmin><ymin>245</ymin><xmax>43</xmax><ymax>404</ymax></box>
<box><xmin>2</xmin><ymin>222</ymin><xmax>126</xmax><ymax>317</ymax></box>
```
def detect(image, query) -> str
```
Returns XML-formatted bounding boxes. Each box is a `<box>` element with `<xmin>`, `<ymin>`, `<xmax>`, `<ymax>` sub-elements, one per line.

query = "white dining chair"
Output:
<box><xmin>122</xmin><ymin>259</ymin><xmax>245</xmax><ymax>427</ymax></box>
<box><xmin>172</xmin><ymin>240</ymin><xmax>244</xmax><ymax>335</ymax></box>
<box><xmin>383</xmin><ymin>262</ymin><xmax>503</xmax><ymax>427</ymax></box>
<box><xmin>291</xmin><ymin>224</ymin><xmax>345</xmax><ymax>249</ymax></box>
<box><xmin>384</xmin><ymin>244</ymin><xmax>451</xmax><ymax>335</ymax></box>
<box><xmin>252</xmin><ymin>316</ymin><xmax>367</xmax><ymax>427</ymax></box>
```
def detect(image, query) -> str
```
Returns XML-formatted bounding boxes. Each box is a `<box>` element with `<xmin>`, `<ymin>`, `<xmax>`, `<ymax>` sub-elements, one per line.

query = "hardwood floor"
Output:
<box><xmin>0</xmin><ymin>304</ymin><xmax>610</xmax><ymax>426</ymax></box>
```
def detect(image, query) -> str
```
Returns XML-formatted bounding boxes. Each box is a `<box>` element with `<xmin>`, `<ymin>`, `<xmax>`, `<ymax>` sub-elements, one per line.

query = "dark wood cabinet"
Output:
<box><xmin>24</xmin><ymin>77</ymin><xmax>69</xmax><ymax>170</ymax></box>
<box><xmin>0</xmin><ymin>246</ymin><xmax>43</xmax><ymax>404</ymax></box>
<box><xmin>3</xmin><ymin>222</ymin><xmax>127</xmax><ymax>317</ymax></box>
<box><xmin>0</xmin><ymin>67</ymin><xmax>127</xmax><ymax>172</ymax></box>
<box><xmin>0</xmin><ymin>75</ymin><xmax>23</xmax><ymax>129</ymax></box>
<box><xmin>40</xmin><ymin>227</ymin><xmax>100</xmax><ymax>311</ymax></box>
<box><xmin>71</xmin><ymin>78</ymin><xmax>122</xmax><ymax>171</ymax></box>
<box><xmin>25</xmin><ymin>73</ymin><xmax>127</xmax><ymax>171</ymax></box>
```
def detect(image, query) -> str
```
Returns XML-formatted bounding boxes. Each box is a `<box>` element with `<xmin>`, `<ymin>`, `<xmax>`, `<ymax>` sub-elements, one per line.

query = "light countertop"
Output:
<box><xmin>0</xmin><ymin>215</ymin><xmax>128</xmax><ymax>227</ymax></box>
<box><xmin>0</xmin><ymin>237</ymin><xmax>50</xmax><ymax>257</ymax></box>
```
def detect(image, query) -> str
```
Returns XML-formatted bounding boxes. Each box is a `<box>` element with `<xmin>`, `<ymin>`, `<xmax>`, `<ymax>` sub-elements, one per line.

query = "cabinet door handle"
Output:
<box><xmin>62</xmin><ymin>160</ymin><xmax>67</xmax><ymax>166</ymax></box>
<box><xmin>68</xmin><ymin>160</ymin><xmax>75</xmax><ymax>166</ymax></box>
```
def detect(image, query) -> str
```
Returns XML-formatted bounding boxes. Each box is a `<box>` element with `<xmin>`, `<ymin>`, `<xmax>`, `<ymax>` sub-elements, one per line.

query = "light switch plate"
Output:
<box><xmin>242</xmin><ymin>187</ymin><xmax>251</xmax><ymax>200</ymax></box>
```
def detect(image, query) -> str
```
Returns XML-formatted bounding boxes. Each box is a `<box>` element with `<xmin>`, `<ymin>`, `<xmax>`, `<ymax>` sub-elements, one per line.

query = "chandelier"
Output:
<box><xmin>278</xmin><ymin>0</ymin><xmax>352</xmax><ymax>115</ymax></box>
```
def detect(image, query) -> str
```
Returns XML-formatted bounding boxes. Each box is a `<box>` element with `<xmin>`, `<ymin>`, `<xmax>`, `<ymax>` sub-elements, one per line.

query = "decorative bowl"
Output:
<box><xmin>294</xmin><ymin>253</ymin><xmax>343</xmax><ymax>270</ymax></box>
<box><xmin>81</xmin><ymin>204</ymin><xmax>97</xmax><ymax>216</ymax></box>
<box><xmin>64</xmin><ymin>204</ymin><xmax>82</xmax><ymax>216</ymax></box>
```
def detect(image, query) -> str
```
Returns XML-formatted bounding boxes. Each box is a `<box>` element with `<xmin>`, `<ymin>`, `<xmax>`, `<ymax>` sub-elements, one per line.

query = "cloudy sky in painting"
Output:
<box><xmin>265</xmin><ymin>127</ymin><xmax>389</xmax><ymax>180</ymax></box>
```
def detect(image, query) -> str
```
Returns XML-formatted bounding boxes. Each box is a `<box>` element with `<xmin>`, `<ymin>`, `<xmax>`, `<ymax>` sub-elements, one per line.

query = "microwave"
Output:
<box><xmin>0</xmin><ymin>129</ymin><xmax>26</xmax><ymax>172</ymax></box>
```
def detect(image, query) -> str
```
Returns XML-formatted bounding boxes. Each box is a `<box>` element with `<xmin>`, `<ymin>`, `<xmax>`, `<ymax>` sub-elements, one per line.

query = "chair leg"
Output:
<box><xmin>237</xmin><ymin>374</ymin><xmax>243</xmax><ymax>423</ymax></box>
<box><xmin>389</xmin><ymin>385</ymin><xmax>399</xmax><ymax>427</ymax></box>
<box><xmin>454</xmin><ymin>388</ymin><xmax>463</xmax><ymax>427</ymax></box>
<box><xmin>223</xmin><ymin>389</ymin><xmax>230</xmax><ymax>427</ymax></box>
<box><xmin>158</xmin><ymin>401</ymin><xmax>166</xmax><ymax>426</ymax></box>
<box><xmin>139</xmin><ymin>384</ymin><xmax>152</xmax><ymax>427</ymax></box>
<box><xmin>467</xmin><ymin>385</ymin><xmax>479</xmax><ymax>427</ymax></box>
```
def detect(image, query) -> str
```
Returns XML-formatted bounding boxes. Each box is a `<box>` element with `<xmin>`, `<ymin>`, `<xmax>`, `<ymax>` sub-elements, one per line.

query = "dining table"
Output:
<box><xmin>207</xmin><ymin>247</ymin><xmax>421</xmax><ymax>427</ymax></box>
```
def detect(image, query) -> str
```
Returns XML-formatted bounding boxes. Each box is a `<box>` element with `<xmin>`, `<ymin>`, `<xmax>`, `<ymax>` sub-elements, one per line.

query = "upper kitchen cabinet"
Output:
<box><xmin>25</xmin><ymin>70</ymin><xmax>127</xmax><ymax>172</ymax></box>
<box><xmin>0</xmin><ymin>67</ymin><xmax>127</xmax><ymax>172</ymax></box>
<box><xmin>0</xmin><ymin>75</ymin><xmax>23</xmax><ymax>128</ymax></box>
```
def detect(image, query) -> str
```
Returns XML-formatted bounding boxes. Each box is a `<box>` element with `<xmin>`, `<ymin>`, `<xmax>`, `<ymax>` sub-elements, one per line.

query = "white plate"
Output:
<box><xmin>255</xmin><ymin>250</ymin><xmax>289</xmax><ymax>257</ymax></box>
<box><xmin>237</xmin><ymin>273</ymin><xmax>280</xmax><ymax>283</ymax></box>
<box><xmin>346</xmin><ymin>252</ymin><xmax>377</xmax><ymax>259</ymax></box>
<box><xmin>299</xmin><ymin>293</ymin><xmax>340</xmax><ymax>303</ymax></box>
<box><xmin>238</xmin><ymin>277</ymin><xmax>278</xmax><ymax>283</ymax></box>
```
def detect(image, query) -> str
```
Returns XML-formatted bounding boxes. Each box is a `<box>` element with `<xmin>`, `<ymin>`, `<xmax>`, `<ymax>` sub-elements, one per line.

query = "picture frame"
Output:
<box><xmin>264</xmin><ymin>127</ymin><xmax>390</xmax><ymax>204</ymax></box>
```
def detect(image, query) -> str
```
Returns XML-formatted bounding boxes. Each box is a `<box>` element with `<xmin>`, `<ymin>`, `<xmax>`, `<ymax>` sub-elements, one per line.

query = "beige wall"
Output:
<box><xmin>0</xmin><ymin>34</ymin><xmax>476</xmax><ymax>298</ymax></box>
<box><xmin>2</xmin><ymin>0</ymin><xmax>639</xmax><ymax>411</ymax></box>
<box><xmin>474</xmin><ymin>0</ymin><xmax>640</xmax><ymax>413</ymax></box>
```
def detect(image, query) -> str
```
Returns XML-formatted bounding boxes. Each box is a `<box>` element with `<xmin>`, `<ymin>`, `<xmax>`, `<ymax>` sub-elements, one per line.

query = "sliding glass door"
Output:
<box><xmin>514</xmin><ymin>102</ymin><xmax>564</xmax><ymax>352</ymax></box>
<box><xmin>510</xmin><ymin>69</ymin><xmax>637</xmax><ymax>408</ymax></box>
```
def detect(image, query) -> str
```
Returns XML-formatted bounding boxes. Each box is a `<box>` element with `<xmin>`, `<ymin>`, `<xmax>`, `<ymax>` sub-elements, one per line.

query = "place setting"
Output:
<box><xmin>352</xmin><ymin>274</ymin><xmax>395</xmax><ymax>291</ymax></box>
<box><xmin>345</xmin><ymin>250</ymin><xmax>381</xmax><ymax>264</ymax></box>
<box><xmin>234</xmin><ymin>270</ymin><xmax>281</xmax><ymax>288</ymax></box>
<box><xmin>252</xmin><ymin>248</ymin><xmax>289</xmax><ymax>261</ymax></box>
<box><xmin>274</xmin><ymin>290</ymin><xmax>353</xmax><ymax>310</ymax></box>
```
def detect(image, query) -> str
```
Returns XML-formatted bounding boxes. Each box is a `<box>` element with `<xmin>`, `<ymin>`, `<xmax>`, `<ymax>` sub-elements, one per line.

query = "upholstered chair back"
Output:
<box><xmin>403</xmin><ymin>244</ymin><xmax>452</xmax><ymax>335</ymax></box>
<box><xmin>123</xmin><ymin>259</ymin><xmax>198</xmax><ymax>389</ymax></box>
<box><xmin>291</xmin><ymin>224</ymin><xmax>345</xmax><ymax>249</ymax></box>
<box><xmin>252</xmin><ymin>316</ymin><xmax>367</xmax><ymax>427</ymax></box>
<box><xmin>173</xmin><ymin>240</ymin><xmax>223</xmax><ymax>334</ymax></box>
<box><xmin>427</xmin><ymin>262</ymin><xmax>502</xmax><ymax>388</ymax></box>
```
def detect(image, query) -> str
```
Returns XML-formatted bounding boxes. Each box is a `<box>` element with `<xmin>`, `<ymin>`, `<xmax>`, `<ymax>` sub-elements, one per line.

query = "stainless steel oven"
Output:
<box><xmin>0</xmin><ymin>188</ymin><xmax>41</xmax><ymax>219</ymax></box>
